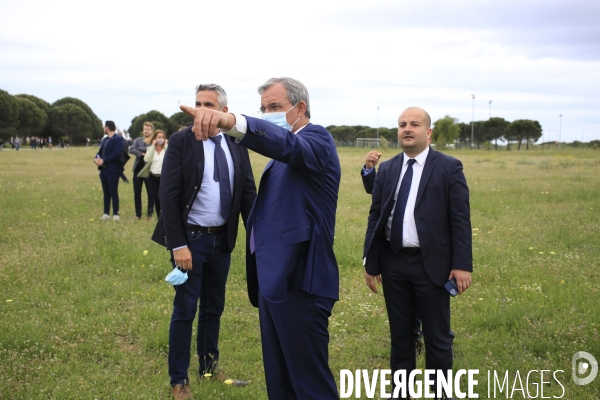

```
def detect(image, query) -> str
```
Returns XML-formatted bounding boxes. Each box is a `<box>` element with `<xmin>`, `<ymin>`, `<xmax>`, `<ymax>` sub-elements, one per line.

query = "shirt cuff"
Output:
<box><xmin>221</xmin><ymin>114</ymin><xmax>247</xmax><ymax>140</ymax></box>
<box><xmin>173</xmin><ymin>245</ymin><xmax>187</xmax><ymax>252</ymax></box>
<box><xmin>362</xmin><ymin>166</ymin><xmax>375</xmax><ymax>176</ymax></box>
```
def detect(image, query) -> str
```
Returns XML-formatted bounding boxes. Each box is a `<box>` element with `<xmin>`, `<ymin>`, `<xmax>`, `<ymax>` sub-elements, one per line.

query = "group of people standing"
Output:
<box><xmin>94</xmin><ymin>77</ymin><xmax>473</xmax><ymax>400</ymax></box>
<box><xmin>93</xmin><ymin>121</ymin><xmax>168</xmax><ymax>221</ymax></box>
<box><xmin>145</xmin><ymin>78</ymin><xmax>473</xmax><ymax>400</ymax></box>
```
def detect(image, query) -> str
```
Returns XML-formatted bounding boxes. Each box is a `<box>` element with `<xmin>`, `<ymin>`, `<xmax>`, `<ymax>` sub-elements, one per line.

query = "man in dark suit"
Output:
<box><xmin>94</xmin><ymin>120</ymin><xmax>124</xmax><ymax>221</ymax></box>
<box><xmin>363</xmin><ymin>107</ymin><xmax>472</xmax><ymax>399</ymax></box>
<box><xmin>361</xmin><ymin>149</ymin><xmax>382</xmax><ymax>194</ymax></box>
<box><xmin>181</xmin><ymin>77</ymin><xmax>341</xmax><ymax>399</ymax></box>
<box><xmin>151</xmin><ymin>84</ymin><xmax>256</xmax><ymax>400</ymax></box>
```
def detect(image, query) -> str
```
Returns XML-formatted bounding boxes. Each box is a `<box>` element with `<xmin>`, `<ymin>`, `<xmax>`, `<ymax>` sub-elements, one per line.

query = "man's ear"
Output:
<box><xmin>222</xmin><ymin>106</ymin><xmax>229</xmax><ymax>113</ymax></box>
<box><xmin>296</xmin><ymin>101</ymin><xmax>307</xmax><ymax>118</ymax></box>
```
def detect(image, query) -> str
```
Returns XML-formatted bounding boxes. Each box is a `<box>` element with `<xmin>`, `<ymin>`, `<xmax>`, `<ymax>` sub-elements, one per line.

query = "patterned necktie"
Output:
<box><xmin>209</xmin><ymin>136</ymin><xmax>232</xmax><ymax>221</ymax></box>
<box><xmin>390</xmin><ymin>158</ymin><xmax>416</xmax><ymax>253</ymax></box>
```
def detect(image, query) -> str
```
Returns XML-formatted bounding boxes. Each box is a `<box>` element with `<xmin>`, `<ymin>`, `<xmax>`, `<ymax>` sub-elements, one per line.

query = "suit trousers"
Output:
<box><xmin>258</xmin><ymin>290</ymin><xmax>338</xmax><ymax>400</ymax></box>
<box><xmin>99</xmin><ymin>169</ymin><xmax>120</xmax><ymax>215</ymax></box>
<box><xmin>132</xmin><ymin>167</ymin><xmax>154</xmax><ymax>218</ymax></box>
<box><xmin>146</xmin><ymin>175</ymin><xmax>161</xmax><ymax>218</ymax></box>
<box><xmin>168</xmin><ymin>229</ymin><xmax>231</xmax><ymax>386</ymax></box>
<box><xmin>380</xmin><ymin>240</ymin><xmax>453</xmax><ymax>396</ymax></box>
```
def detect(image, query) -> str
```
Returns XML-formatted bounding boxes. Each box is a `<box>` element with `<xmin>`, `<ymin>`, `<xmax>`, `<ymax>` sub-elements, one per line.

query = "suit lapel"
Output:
<box><xmin>226</xmin><ymin>136</ymin><xmax>242</xmax><ymax>198</ymax></box>
<box><xmin>384</xmin><ymin>154</ymin><xmax>404</xmax><ymax>208</ymax></box>
<box><xmin>415</xmin><ymin>147</ymin><xmax>436</xmax><ymax>207</ymax></box>
<box><xmin>189</xmin><ymin>131</ymin><xmax>205</xmax><ymax>182</ymax></box>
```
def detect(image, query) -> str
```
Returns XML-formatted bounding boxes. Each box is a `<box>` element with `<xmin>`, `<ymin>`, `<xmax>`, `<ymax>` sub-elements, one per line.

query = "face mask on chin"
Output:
<box><xmin>262</xmin><ymin>104</ymin><xmax>300</xmax><ymax>131</ymax></box>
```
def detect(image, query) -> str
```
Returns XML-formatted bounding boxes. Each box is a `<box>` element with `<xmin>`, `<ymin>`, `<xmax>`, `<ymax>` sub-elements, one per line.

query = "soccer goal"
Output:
<box><xmin>356</xmin><ymin>138</ymin><xmax>381</xmax><ymax>148</ymax></box>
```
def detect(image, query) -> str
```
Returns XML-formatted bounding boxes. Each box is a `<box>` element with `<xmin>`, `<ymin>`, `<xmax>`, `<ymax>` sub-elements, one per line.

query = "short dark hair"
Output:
<box><xmin>104</xmin><ymin>121</ymin><xmax>116</xmax><ymax>131</ymax></box>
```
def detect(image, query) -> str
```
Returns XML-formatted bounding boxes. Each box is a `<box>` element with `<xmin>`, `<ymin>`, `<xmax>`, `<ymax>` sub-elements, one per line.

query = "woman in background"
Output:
<box><xmin>143</xmin><ymin>130</ymin><xmax>168</xmax><ymax>219</ymax></box>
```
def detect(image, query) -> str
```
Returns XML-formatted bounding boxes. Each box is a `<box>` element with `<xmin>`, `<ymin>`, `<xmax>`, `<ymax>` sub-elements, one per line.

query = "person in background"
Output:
<box><xmin>129</xmin><ymin>122</ymin><xmax>155</xmax><ymax>220</ymax></box>
<box><xmin>143</xmin><ymin>129</ymin><xmax>168</xmax><ymax>218</ymax></box>
<box><xmin>94</xmin><ymin>121</ymin><xmax>124</xmax><ymax>221</ymax></box>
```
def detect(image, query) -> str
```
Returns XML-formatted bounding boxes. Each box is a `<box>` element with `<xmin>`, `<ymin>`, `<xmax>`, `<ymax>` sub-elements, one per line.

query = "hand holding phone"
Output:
<box><xmin>445</xmin><ymin>278</ymin><xmax>458</xmax><ymax>297</ymax></box>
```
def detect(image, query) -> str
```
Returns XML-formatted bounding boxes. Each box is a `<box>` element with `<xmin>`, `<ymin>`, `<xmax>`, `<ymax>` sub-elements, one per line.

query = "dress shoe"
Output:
<box><xmin>172</xmin><ymin>382</ymin><xmax>193</xmax><ymax>399</ymax></box>
<box><xmin>201</xmin><ymin>370</ymin><xmax>247</xmax><ymax>387</ymax></box>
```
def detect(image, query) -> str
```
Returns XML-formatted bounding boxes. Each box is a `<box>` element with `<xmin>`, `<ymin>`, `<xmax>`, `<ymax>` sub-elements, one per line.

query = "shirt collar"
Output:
<box><xmin>403</xmin><ymin>146</ymin><xmax>429</xmax><ymax>166</ymax></box>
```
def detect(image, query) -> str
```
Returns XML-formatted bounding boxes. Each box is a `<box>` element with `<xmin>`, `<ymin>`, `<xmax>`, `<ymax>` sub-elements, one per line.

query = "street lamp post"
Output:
<box><xmin>559</xmin><ymin>114</ymin><xmax>562</xmax><ymax>148</ymax></box>
<box><xmin>471</xmin><ymin>94</ymin><xmax>475</xmax><ymax>148</ymax></box>
<box><xmin>489</xmin><ymin>100</ymin><xmax>493</xmax><ymax>119</ymax></box>
<box><xmin>376</xmin><ymin>106</ymin><xmax>380</xmax><ymax>148</ymax></box>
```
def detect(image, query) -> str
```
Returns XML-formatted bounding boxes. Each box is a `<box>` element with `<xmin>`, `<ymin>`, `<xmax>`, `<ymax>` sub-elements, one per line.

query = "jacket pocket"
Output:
<box><xmin>282</xmin><ymin>224</ymin><xmax>311</xmax><ymax>245</ymax></box>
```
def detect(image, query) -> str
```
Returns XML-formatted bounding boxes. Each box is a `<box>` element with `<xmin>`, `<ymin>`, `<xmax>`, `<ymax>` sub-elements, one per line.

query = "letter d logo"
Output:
<box><xmin>572</xmin><ymin>351</ymin><xmax>598</xmax><ymax>385</ymax></box>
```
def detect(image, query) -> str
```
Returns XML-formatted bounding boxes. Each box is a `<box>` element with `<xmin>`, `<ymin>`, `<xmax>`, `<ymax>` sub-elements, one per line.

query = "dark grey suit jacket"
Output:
<box><xmin>151</xmin><ymin>127</ymin><xmax>256</xmax><ymax>253</ymax></box>
<box><xmin>364</xmin><ymin>147</ymin><xmax>472</xmax><ymax>286</ymax></box>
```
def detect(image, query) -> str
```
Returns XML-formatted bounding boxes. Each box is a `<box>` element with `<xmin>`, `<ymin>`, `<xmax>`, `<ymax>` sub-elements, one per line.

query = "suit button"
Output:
<box><xmin>186</xmin><ymin>205</ymin><xmax>189</xmax><ymax>209</ymax></box>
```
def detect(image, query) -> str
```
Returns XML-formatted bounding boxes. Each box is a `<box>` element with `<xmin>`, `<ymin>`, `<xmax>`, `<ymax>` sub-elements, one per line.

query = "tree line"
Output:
<box><xmin>0</xmin><ymin>89</ymin><xmax>194</xmax><ymax>146</ymax></box>
<box><xmin>327</xmin><ymin>116</ymin><xmax>549</xmax><ymax>150</ymax></box>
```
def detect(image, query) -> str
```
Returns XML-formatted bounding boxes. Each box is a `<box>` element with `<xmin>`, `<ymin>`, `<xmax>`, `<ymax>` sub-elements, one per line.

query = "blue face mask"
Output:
<box><xmin>262</xmin><ymin>104</ymin><xmax>300</xmax><ymax>131</ymax></box>
<box><xmin>165</xmin><ymin>267</ymin><xmax>188</xmax><ymax>286</ymax></box>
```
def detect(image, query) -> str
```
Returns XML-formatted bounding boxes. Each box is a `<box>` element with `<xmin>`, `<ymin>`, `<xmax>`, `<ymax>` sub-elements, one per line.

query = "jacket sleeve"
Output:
<box><xmin>129</xmin><ymin>137</ymin><xmax>145</xmax><ymax>157</ymax></box>
<box><xmin>103</xmin><ymin>136</ymin><xmax>123</xmax><ymax>165</ymax></box>
<box><xmin>362</xmin><ymin>167</ymin><xmax>376</xmax><ymax>194</ymax></box>
<box><xmin>159</xmin><ymin>133</ymin><xmax>187</xmax><ymax>249</ymax></box>
<box><xmin>363</xmin><ymin>163</ymin><xmax>384</xmax><ymax>259</ymax></box>
<box><xmin>448</xmin><ymin>159</ymin><xmax>473</xmax><ymax>271</ymax></box>
<box><xmin>144</xmin><ymin>145</ymin><xmax>156</xmax><ymax>163</ymax></box>
<box><xmin>241</xmin><ymin>117</ymin><xmax>335</xmax><ymax>175</ymax></box>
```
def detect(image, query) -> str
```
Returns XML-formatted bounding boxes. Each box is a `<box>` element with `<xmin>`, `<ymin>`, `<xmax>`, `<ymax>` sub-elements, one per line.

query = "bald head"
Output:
<box><xmin>403</xmin><ymin>107</ymin><xmax>431</xmax><ymax>129</ymax></box>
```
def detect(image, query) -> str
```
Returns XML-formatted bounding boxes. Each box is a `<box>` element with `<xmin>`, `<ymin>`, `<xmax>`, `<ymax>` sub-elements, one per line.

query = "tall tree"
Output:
<box><xmin>483</xmin><ymin>117</ymin><xmax>509</xmax><ymax>150</ymax></box>
<box><xmin>329</xmin><ymin>125</ymin><xmax>358</xmax><ymax>144</ymax></box>
<box><xmin>15</xmin><ymin>94</ymin><xmax>51</xmax><ymax>137</ymax></box>
<box><xmin>128</xmin><ymin>110</ymin><xmax>175</xmax><ymax>138</ymax></box>
<box><xmin>456</xmin><ymin>122</ymin><xmax>470</xmax><ymax>149</ymax></box>
<box><xmin>432</xmin><ymin>116</ymin><xmax>460</xmax><ymax>149</ymax></box>
<box><xmin>14</xmin><ymin>97</ymin><xmax>47</xmax><ymax>137</ymax></box>
<box><xmin>0</xmin><ymin>89</ymin><xmax>19</xmax><ymax>139</ymax></box>
<box><xmin>49</xmin><ymin>103</ymin><xmax>92</xmax><ymax>145</ymax></box>
<box><xmin>505</xmin><ymin>119</ymin><xmax>542</xmax><ymax>150</ymax></box>
<box><xmin>170</xmin><ymin>111</ymin><xmax>194</xmax><ymax>130</ymax></box>
<box><xmin>51</xmin><ymin>97</ymin><xmax>103</xmax><ymax>140</ymax></box>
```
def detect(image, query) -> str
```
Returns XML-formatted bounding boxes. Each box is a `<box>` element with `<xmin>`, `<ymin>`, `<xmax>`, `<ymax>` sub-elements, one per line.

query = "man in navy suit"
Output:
<box><xmin>151</xmin><ymin>84</ymin><xmax>256</xmax><ymax>400</ymax></box>
<box><xmin>94</xmin><ymin>120</ymin><xmax>124</xmax><ymax>221</ymax></box>
<box><xmin>181</xmin><ymin>77</ymin><xmax>341</xmax><ymax>399</ymax></box>
<box><xmin>363</xmin><ymin>107</ymin><xmax>472</xmax><ymax>399</ymax></box>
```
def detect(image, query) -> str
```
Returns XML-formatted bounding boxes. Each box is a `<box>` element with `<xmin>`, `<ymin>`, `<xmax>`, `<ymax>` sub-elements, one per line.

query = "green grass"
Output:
<box><xmin>1</xmin><ymin>146</ymin><xmax>599</xmax><ymax>399</ymax></box>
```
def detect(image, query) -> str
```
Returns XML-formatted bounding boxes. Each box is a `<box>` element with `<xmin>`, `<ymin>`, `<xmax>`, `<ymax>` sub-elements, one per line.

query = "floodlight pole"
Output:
<box><xmin>559</xmin><ymin>114</ymin><xmax>562</xmax><ymax>148</ymax></box>
<box><xmin>376</xmin><ymin>106</ymin><xmax>380</xmax><ymax>148</ymax></box>
<box><xmin>471</xmin><ymin>94</ymin><xmax>475</xmax><ymax>148</ymax></box>
<box><xmin>489</xmin><ymin>100</ymin><xmax>493</xmax><ymax>119</ymax></box>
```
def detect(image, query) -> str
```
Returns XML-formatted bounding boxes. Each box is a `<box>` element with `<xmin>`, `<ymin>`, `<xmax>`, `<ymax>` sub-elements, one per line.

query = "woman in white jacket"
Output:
<box><xmin>141</xmin><ymin>130</ymin><xmax>168</xmax><ymax>219</ymax></box>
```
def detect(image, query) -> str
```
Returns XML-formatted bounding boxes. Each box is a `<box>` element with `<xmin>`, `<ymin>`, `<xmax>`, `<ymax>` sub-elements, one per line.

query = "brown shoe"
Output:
<box><xmin>201</xmin><ymin>370</ymin><xmax>247</xmax><ymax>387</ymax></box>
<box><xmin>172</xmin><ymin>382</ymin><xmax>193</xmax><ymax>399</ymax></box>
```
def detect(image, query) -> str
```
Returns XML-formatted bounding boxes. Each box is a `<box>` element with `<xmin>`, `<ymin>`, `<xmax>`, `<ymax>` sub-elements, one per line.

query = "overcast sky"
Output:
<box><xmin>1</xmin><ymin>0</ymin><xmax>599</xmax><ymax>142</ymax></box>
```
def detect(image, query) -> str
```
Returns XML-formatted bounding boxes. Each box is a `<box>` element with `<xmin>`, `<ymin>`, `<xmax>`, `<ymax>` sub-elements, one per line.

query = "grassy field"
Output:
<box><xmin>1</xmin><ymin>145</ymin><xmax>599</xmax><ymax>399</ymax></box>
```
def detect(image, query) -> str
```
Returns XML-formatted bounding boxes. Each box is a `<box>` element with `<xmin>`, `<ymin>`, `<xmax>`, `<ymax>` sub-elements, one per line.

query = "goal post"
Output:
<box><xmin>355</xmin><ymin>138</ymin><xmax>381</xmax><ymax>148</ymax></box>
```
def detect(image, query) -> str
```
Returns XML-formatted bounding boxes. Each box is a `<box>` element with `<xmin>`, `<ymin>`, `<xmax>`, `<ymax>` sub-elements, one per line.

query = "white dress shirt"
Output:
<box><xmin>385</xmin><ymin>147</ymin><xmax>430</xmax><ymax>247</ymax></box>
<box><xmin>187</xmin><ymin>133</ymin><xmax>234</xmax><ymax>227</ymax></box>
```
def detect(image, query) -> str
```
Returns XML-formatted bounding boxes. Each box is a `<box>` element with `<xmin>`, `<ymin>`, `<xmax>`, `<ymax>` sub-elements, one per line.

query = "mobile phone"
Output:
<box><xmin>445</xmin><ymin>278</ymin><xmax>458</xmax><ymax>297</ymax></box>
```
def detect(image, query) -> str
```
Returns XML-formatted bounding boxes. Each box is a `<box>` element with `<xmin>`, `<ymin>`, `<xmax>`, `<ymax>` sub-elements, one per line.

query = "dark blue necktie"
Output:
<box><xmin>209</xmin><ymin>136</ymin><xmax>232</xmax><ymax>221</ymax></box>
<box><xmin>390</xmin><ymin>158</ymin><xmax>416</xmax><ymax>253</ymax></box>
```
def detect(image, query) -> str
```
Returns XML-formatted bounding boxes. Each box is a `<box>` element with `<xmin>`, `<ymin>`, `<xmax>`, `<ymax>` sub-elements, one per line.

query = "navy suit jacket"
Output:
<box><xmin>151</xmin><ymin>127</ymin><xmax>256</xmax><ymax>253</ymax></box>
<box><xmin>364</xmin><ymin>147</ymin><xmax>472</xmax><ymax>286</ymax></box>
<box><xmin>239</xmin><ymin>117</ymin><xmax>341</xmax><ymax>307</ymax></box>
<box><xmin>96</xmin><ymin>135</ymin><xmax>124</xmax><ymax>173</ymax></box>
<box><xmin>361</xmin><ymin>167</ymin><xmax>376</xmax><ymax>194</ymax></box>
